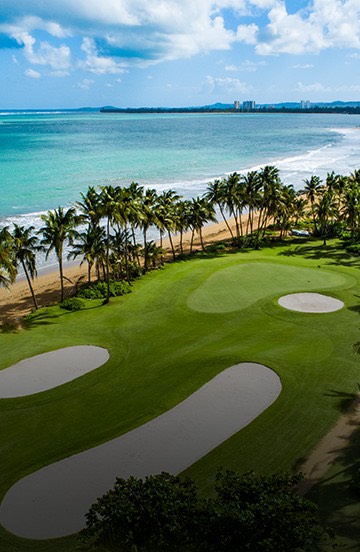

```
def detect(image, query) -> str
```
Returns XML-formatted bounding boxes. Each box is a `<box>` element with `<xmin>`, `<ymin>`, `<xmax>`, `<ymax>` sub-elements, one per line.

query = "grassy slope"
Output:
<box><xmin>0</xmin><ymin>239</ymin><xmax>360</xmax><ymax>551</ymax></box>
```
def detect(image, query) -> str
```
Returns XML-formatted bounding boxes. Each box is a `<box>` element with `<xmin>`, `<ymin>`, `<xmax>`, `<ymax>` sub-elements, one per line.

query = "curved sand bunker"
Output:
<box><xmin>0</xmin><ymin>363</ymin><xmax>281</xmax><ymax>539</ymax></box>
<box><xmin>278</xmin><ymin>292</ymin><xmax>344</xmax><ymax>313</ymax></box>
<box><xmin>0</xmin><ymin>346</ymin><xmax>109</xmax><ymax>398</ymax></box>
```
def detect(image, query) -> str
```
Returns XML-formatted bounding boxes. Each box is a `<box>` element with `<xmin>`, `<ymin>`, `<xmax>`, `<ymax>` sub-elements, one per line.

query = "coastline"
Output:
<box><xmin>0</xmin><ymin>217</ymin><xmax>238</xmax><ymax>324</ymax></box>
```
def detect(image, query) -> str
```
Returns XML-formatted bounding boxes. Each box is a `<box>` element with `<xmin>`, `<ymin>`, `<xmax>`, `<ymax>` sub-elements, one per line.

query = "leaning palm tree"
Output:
<box><xmin>69</xmin><ymin>224</ymin><xmax>106</xmax><ymax>283</ymax></box>
<box><xmin>0</xmin><ymin>226</ymin><xmax>16</xmax><ymax>289</ymax></box>
<box><xmin>39</xmin><ymin>206</ymin><xmax>79</xmax><ymax>302</ymax></box>
<box><xmin>155</xmin><ymin>190</ymin><xmax>180</xmax><ymax>261</ymax></box>
<box><xmin>204</xmin><ymin>179</ymin><xmax>234</xmax><ymax>239</ymax></box>
<box><xmin>12</xmin><ymin>224</ymin><xmax>39</xmax><ymax>310</ymax></box>
<box><xmin>188</xmin><ymin>197</ymin><xmax>217</xmax><ymax>252</ymax></box>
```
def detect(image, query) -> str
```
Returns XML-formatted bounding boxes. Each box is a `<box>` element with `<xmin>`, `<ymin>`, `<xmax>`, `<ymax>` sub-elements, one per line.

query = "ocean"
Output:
<box><xmin>1</xmin><ymin>110</ymin><xmax>360</xmax><ymax>269</ymax></box>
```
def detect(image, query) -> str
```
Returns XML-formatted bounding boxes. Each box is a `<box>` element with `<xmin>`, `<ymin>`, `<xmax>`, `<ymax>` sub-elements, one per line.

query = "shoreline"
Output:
<box><xmin>0</xmin><ymin>216</ymin><xmax>238</xmax><ymax>324</ymax></box>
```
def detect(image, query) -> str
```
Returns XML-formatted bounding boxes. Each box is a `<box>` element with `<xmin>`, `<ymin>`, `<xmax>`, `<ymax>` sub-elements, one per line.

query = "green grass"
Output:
<box><xmin>1</xmin><ymin>239</ymin><xmax>360</xmax><ymax>550</ymax></box>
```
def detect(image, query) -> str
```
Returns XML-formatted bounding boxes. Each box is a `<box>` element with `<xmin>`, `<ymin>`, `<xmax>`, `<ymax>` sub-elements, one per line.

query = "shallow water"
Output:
<box><xmin>1</xmin><ymin>111</ymin><xmax>360</xmax><ymax>269</ymax></box>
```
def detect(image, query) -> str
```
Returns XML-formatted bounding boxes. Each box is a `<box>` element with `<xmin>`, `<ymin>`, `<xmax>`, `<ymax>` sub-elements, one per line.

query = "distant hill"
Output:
<box><xmin>100</xmin><ymin>100</ymin><xmax>360</xmax><ymax>114</ymax></box>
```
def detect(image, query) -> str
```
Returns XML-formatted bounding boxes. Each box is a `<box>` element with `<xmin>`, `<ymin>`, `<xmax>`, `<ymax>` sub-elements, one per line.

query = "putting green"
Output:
<box><xmin>187</xmin><ymin>262</ymin><xmax>348</xmax><ymax>313</ymax></box>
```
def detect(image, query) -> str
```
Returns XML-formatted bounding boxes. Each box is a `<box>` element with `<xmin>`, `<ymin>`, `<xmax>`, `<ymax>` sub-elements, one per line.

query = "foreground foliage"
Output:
<box><xmin>80</xmin><ymin>470</ymin><xmax>329</xmax><ymax>552</ymax></box>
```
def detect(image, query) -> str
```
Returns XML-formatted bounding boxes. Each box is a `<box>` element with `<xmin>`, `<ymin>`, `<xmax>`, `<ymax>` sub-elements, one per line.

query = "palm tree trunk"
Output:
<box><xmin>219</xmin><ymin>204</ymin><xmax>234</xmax><ymax>238</ymax></box>
<box><xmin>167</xmin><ymin>230</ymin><xmax>176</xmax><ymax>261</ymax></box>
<box><xmin>199</xmin><ymin>228</ymin><xmax>205</xmax><ymax>251</ymax></box>
<box><xmin>22</xmin><ymin>260</ymin><xmax>38</xmax><ymax>310</ymax></box>
<box><xmin>143</xmin><ymin>228</ymin><xmax>148</xmax><ymax>273</ymax></box>
<box><xmin>180</xmin><ymin>230</ymin><xmax>184</xmax><ymax>255</ymax></box>
<box><xmin>105</xmin><ymin>218</ymin><xmax>110</xmax><ymax>303</ymax></box>
<box><xmin>59</xmin><ymin>254</ymin><xmax>64</xmax><ymax>303</ymax></box>
<box><xmin>190</xmin><ymin>228</ymin><xmax>195</xmax><ymax>253</ymax></box>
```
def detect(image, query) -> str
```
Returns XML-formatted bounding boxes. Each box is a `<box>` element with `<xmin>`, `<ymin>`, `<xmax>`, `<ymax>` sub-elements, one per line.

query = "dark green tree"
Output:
<box><xmin>80</xmin><ymin>472</ymin><xmax>198</xmax><ymax>552</ymax></box>
<box><xmin>12</xmin><ymin>224</ymin><xmax>39</xmax><ymax>310</ymax></box>
<box><xmin>199</xmin><ymin>470</ymin><xmax>326</xmax><ymax>552</ymax></box>
<box><xmin>0</xmin><ymin>226</ymin><xmax>16</xmax><ymax>289</ymax></box>
<box><xmin>80</xmin><ymin>470</ymin><xmax>328</xmax><ymax>552</ymax></box>
<box><xmin>39</xmin><ymin>206</ymin><xmax>79</xmax><ymax>302</ymax></box>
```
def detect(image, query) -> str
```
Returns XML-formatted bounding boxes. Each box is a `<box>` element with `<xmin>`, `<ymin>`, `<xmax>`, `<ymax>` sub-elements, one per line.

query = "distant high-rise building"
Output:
<box><xmin>301</xmin><ymin>100</ymin><xmax>311</xmax><ymax>109</ymax></box>
<box><xmin>242</xmin><ymin>100</ymin><xmax>255</xmax><ymax>111</ymax></box>
<box><xmin>234</xmin><ymin>100</ymin><xmax>240</xmax><ymax>110</ymax></box>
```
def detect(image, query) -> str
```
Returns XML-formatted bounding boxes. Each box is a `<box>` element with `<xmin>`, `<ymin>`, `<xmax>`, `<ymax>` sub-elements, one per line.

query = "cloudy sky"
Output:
<box><xmin>1</xmin><ymin>0</ymin><xmax>360</xmax><ymax>109</ymax></box>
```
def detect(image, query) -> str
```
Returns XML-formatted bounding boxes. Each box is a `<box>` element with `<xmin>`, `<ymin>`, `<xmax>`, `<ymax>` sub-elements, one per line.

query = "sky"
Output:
<box><xmin>1</xmin><ymin>0</ymin><xmax>360</xmax><ymax>109</ymax></box>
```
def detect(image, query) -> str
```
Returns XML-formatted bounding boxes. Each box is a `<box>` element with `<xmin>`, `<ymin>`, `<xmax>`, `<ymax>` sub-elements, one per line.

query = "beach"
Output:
<box><xmin>0</xmin><ymin>217</ymin><xmax>237</xmax><ymax>324</ymax></box>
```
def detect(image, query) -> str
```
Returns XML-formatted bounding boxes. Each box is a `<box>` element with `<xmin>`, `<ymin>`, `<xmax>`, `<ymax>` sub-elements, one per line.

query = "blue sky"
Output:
<box><xmin>1</xmin><ymin>0</ymin><xmax>360</xmax><ymax>109</ymax></box>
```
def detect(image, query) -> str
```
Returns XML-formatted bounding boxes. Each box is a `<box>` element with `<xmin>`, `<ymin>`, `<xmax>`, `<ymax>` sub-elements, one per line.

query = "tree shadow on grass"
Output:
<box><xmin>324</xmin><ymin>389</ymin><xmax>359</xmax><ymax>414</ymax></box>
<box><xmin>279</xmin><ymin>243</ymin><xmax>360</xmax><ymax>269</ymax></box>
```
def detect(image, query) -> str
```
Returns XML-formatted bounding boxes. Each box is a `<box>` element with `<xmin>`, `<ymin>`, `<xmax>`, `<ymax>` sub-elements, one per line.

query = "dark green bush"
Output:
<box><xmin>60</xmin><ymin>298</ymin><xmax>84</xmax><ymax>311</ymax></box>
<box><xmin>345</xmin><ymin>243</ymin><xmax>360</xmax><ymax>255</ymax></box>
<box><xmin>77</xmin><ymin>280</ymin><xmax>131</xmax><ymax>300</ymax></box>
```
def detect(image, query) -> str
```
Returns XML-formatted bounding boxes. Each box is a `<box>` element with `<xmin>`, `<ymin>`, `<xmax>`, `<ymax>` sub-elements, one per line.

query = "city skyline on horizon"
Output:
<box><xmin>1</xmin><ymin>1</ymin><xmax>360</xmax><ymax>109</ymax></box>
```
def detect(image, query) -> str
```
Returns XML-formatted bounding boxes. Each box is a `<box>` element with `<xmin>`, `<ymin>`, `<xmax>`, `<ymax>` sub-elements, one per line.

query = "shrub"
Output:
<box><xmin>60</xmin><ymin>298</ymin><xmax>84</xmax><ymax>311</ymax></box>
<box><xmin>345</xmin><ymin>243</ymin><xmax>360</xmax><ymax>255</ymax></box>
<box><xmin>77</xmin><ymin>280</ymin><xmax>131</xmax><ymax>300</ymax></box>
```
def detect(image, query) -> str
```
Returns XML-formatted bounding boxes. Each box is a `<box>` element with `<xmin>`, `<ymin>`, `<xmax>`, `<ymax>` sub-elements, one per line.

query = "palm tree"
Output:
<box><xmin>188</xmin><ymin>197</ymin><xmax>216</xmax><ymax>252</ymax></box>
<box><xmin>76</xmin><ymin>186</ymin><xmax>102</xmax><ymax>229</ymax></box>
<box><xmin>12</xmin><ymin>224</ymin><xmax>39</xmax><ymax>310</ymax></box>
<box><xmin>302</xmin><ymin>176</ymin><xmax>323</xmax><ymax>233</ymax></box>
<box><xmin>257</xmin><ymin>165</ymin><xmax>282</xmax><ymax>238</ymax></box>
<box><xmin>242</xmin><ymin>170</ymin><xmax>261</xmax><ymax>236</ymax></box>
<box><xmin>175</xmin><ymin>199</ymin><xmax>192</xmax><ymax>255</ymax></box>
<box><xmin>204</xmin><ymin>179</ymin><xmax>234</xmax><ymax>238</ymax></box>
<box><xmin>314</xmin><ymin>190</ymin><xmax>338</xmax><ymax>246</ymax></box>
<box><xmin>223</xmin><ymin>173</ymin><xmax>243</xmax><ymax>239</ymax></box>
<box><xmin>99</xmin><ymin>185</ymin><xmax>123</xmax><ymax>303</ymax></box>
<box><xmin>0</xmin><ymin>226</ymin><xmax>16</xmax><ymax>289</ymax></box>
<box><xmin>275</xmin><ymin>185</ymin><xmax>297</xmax><ymax>239</ymax></box>
<box><xmin>155</xmin><ymin>190</ymin><xmax>180</xmax><ymax>261</ymax></box>
<box><xmin>39</xmin><ymin>206</ymin><xmax>79</xmax><ymax>302</ymax></box>
<box><xmin>70</xmin><ymin>224</ymin><xmax>106</xmax><ymax>283</ymax></box>
<box><xmin>139</xmin><ymin>188</ymin><xmax>158</xmax><ymax>272</ymax></box>
<box><xmin>341</xmin><ymin>182</ymin><xmax>360</xmax><ymax>242</ymax></box>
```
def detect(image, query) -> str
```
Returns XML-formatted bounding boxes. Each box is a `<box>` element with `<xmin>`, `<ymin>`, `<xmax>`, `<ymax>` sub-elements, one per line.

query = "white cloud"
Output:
<box><xmin>77</xmin><ymin>78</ymin><xmax>94</xmax><ymax>90</ymax></box>
<box><xmin>79</xmin><ymin>37</ymin><xmax>125</xmax><ymax>74</ymax></box>
<box><xmin>13</xmin><ymin>32</ymin><xmax>71</xmax><ymax>70</ymax></box>
<box><xmin>205</xmin><ymin>75</ymin><xmax>252</xmax><ymax>95</ymax></box>
<box><xmin>2</xmin><ymin>0</ymin><xmax>360</xmax><ymax>74</ymax></box>
<box><xmin>236</xmin><ymin>23</ymin><xmax>259</xmax><ymax>44</ymax></box>
<box><xmin>25</xmin><ymin>68</ymin><xmax>41</xmax><ymax>78</ymax></box>
<box><xmin>255</xmin><ymin>0</ymin><xmax>360</xmax><ymax>55</ymax></box>
<box><xmin>293</xmin><ymin>64</ymin><xmax>314</xmax><ymax>69</ymax></box>
<box><xmin>296</xmin><ymin>81</ymin><xmax>331</xmax><ymax>93</ymax></box>
<box><xmin>226</xmin><ymin>59</ymin><xmax>267</xmax><ymax>71</ymax></box>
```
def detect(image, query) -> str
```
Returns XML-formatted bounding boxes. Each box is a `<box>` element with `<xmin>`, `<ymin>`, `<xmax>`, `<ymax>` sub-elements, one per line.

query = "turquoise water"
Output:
<box><xmin>1</xmin><ymin>110</ymin><xmax>360</xmax><ymax>238</ymax></box>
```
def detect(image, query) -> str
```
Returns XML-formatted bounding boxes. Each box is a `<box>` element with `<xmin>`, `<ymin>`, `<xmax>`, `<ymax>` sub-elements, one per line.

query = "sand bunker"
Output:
<box><xmin>0</xmin><ymin>346</ymin><xmax>109</xmax><ymax>398</ymax></box>
<box><xmin>278</xmin><ymin>292</ymin><xmax>344</xmax><ymax>313</ymax></box>
<box><xmin>0</xmin><ymin>362</ymin><xmax>281</xmax><ymax>539</ymax></box>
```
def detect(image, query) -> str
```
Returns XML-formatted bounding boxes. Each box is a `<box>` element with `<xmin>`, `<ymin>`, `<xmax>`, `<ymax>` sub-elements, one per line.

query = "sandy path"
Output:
<box><xmin>0</xmin><ymin>362</ymin><xmax>281</xmax><ymax>539</ymax></box>
<box><xmin>298</xmin><ymin>393</ymin><xmax>360</xmax><ymax>495</ymax></box>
